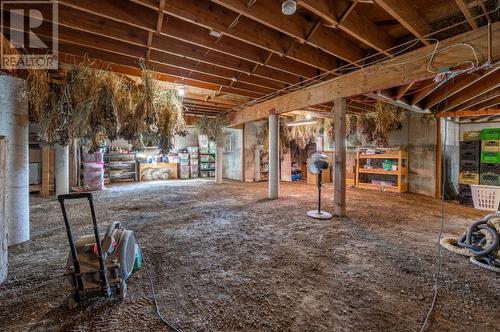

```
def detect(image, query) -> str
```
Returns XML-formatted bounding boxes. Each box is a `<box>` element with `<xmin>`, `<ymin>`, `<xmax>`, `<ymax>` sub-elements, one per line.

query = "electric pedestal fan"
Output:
<box><xmin>307</xmin><ymin>152</ymin><xmax>333</xmax><ymax>220</ymax></box>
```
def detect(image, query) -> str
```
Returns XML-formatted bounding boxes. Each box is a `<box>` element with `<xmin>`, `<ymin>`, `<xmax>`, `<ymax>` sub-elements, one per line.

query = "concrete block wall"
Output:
<box><xmin>0</xmin><ymin>76</ymin><xmax>28</xmax><ymax>283</ymax></box>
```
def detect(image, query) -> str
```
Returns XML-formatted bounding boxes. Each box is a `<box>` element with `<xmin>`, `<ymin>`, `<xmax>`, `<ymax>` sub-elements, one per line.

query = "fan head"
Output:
<box><xmin>309</xmin><ymin>152</ymin><xmax>329</xmax><ymax>174</ymax></box>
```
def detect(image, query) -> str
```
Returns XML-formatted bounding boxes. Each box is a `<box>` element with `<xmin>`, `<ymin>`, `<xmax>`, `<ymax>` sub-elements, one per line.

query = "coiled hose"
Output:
<box><xmin>440</xmin><ymin>215</ymin><xmax>500</xmax><ymax>273</ymax></box>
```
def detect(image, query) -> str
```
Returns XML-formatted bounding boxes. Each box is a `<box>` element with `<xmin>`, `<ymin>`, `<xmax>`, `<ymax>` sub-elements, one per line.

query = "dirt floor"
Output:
<box><xmin>0</xmin><ymin>180</ymin><xmax>499</xmax><ymax>331</ymax></box>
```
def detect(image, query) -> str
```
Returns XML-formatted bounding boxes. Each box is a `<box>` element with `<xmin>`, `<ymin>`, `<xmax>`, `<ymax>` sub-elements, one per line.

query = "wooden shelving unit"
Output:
<box><xmin>355</xmin><ymin>150</ymin><xmax>408</xmax><ymax>193</ymax></box>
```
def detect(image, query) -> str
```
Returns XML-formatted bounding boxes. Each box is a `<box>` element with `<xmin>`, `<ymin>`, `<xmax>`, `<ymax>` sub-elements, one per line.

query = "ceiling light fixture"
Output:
<box><xmin>282</xmin><ymin>0</ymin><xmax>296</xmax><ymax>16</ymax></box>
<box><xmin>177</xmin><ymin>85</ymin><xmax>185</xmax><ymax>97</ymax></box>
<box><xmin>209</xmin><ymin>30</ymin><xmax>222</xmax><ymax>38</ymax></box>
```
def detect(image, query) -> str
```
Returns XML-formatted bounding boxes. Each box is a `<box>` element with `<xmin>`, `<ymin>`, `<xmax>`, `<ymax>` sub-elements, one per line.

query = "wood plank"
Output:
<box><xmin>299</xmin><ymin>0</ymin><xmax>395</xmax><ymax>54</ymax></box>
<box><xmin>228</xmin><ymin>22</ymin><xmax>499</xmax><ymax>125</ymax></box>
<box><xmin>423</xmin><ymin>71</ymin><xmax>486</xmax><ymax>109</ymax></box>
<box><xmin>436</xmin><ymin>108</ymin><xmax>500</xmax><ymax>118</ymax></box>
<box><xmin>435</xmin><ymin>117</ymin><xmax>442</xmax><ymax>199</ymax></box>
<box><xmin>434</xmin><ymin>72</ymin><xmax>500</xmax><ymax>112</ymax></box>
<box><xmin>41</xmin><ymin>146</ymin><xmax>50</xmax><ymax>197</ymax></box>
<box><xmin>160</xmin><ymin>0</ymin><xmax>340</xmax><ymax>71</ymax></box>
<box><xmin>375</xmin><ymin>0</ymin><xmax>432</xmax><ymax>45</ymax></box>
<box><xmin>211</xmin><ymin>0</ymin><xmax>364</xmax><ymax>63</ymax></box>
<box><xmin>334</xmin><ymin>98</ymin><xmax>346</xmax><ymax>217</ymax></box>
<box><xmin>455</xmin><ymin>0</ymin><xmax>479</xmax><ymax>29</ymax></box>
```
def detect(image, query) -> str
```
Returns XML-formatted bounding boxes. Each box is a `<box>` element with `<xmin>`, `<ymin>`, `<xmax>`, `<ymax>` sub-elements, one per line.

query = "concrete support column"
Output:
<box><xmin>215</xmin><ymin>143</ymin><xmax>223</xmax><ymax>184</ymax></box>
<box><xmin>0</xmin><ymin>76</ymin><xmax>29</xmax><ymax>248</ymax></box>
<box><xmin>268</xmin><ymin>113</ymin><xmax>279</xmax><ymax>199</ymax></box>
<box><xmin>55</xmin><ymin>144</ymin><xmax>69</xmax><ymax>196</ymax></box>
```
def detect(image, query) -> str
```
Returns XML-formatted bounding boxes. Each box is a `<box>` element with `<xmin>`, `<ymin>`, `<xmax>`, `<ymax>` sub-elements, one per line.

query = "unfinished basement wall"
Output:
<box><xmin>223</xmin><ymin>128</ymin><xmax>243</xmax><ymax>181</ymax></box>
<box><xmin>0</xmin><ymin>76</ymin><xmax>29</xmax><ymax>247</ymax></box>
<box><xmin>243</xmin><ymin>122</ymin><xmax>259</xmax><ymax>182</ymax></box>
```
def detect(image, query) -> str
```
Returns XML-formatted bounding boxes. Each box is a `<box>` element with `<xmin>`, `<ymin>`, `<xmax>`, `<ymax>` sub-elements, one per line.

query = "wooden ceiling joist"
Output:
<box><xmin>436</xmin><ymin>108</ymin><xmax>500</xmax><ymax>118</ymax></box>
<box><xmin>298</xmin><ymin>0</ymin><xmax>396</xmax><ymax>55</ymax></box>
<box><xmin>434</xmin><ymin>70</ymin><xmax>500</xmax><ymax>112</ymax></box>
<box><xmin>455</xmin><ymin>0</ymin><xmax>479</xmax><ymax>29</ymax></box>
<box><xmin>375</xmin><ymin>0</ymin><xmax>432</xmax><ymax>45</ymax></box>
<box><xmin>423</xmin><ymin>71</ymin><xmax>486</xmax><ymax>109</ymax></box>
<box><xmin>228</xmin><ymin>22</ymin><xmax>499</xmax><ymax>125</ymax></box>
<box><xmin>210</xmin><ymin>0</ymin><xmax>365</xmax><ymax>64</ymax></box>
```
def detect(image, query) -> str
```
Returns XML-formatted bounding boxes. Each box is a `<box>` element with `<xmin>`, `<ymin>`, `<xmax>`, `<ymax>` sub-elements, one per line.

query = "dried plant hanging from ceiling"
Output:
<box><xmin>194</xmin><ymin>116</ymin><xmax>228</xmax><ymax>144</ymax></box>
<box><xmin>30</xmin><ymin>58</ymin><xmax>186</xmax><ymax>151</ymax></box>
<box><xmin>357</xmin><ymin>102</ymin><xmax>403</xmax><ymax>147</ymax></box>
<box><xmin>25</xmin><ymin>68</ymin><xmax>50</xmax><ymax>123</ymax></box>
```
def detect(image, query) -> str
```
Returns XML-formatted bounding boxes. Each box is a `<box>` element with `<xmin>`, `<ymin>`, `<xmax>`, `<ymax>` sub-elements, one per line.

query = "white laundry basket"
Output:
<box><xmin>470</xmin><ymin>185</ymin><xmax>500</xmax><ymax>211</ymax></box>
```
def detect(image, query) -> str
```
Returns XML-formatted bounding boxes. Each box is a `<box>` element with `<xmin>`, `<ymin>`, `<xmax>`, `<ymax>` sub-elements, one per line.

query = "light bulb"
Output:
<box><xmin>177</xmin><ymin>85</ymin><xmax>185</xmax><ymax>97</ymax></box>
<box><xmin>282</xmin><ymin>0</ymin><xmax>296</xmax><ymax>16</ymax></box>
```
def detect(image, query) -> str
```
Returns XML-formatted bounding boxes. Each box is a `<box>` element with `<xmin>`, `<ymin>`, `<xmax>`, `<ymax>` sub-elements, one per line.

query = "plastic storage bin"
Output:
<box><xmin>470</xmin><ymin>185</ymin><xmax>500</xmax><ymax>211</ymax></box>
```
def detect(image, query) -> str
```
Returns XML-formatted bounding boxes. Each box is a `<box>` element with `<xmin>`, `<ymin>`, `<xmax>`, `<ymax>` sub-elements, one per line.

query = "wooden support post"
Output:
<box><xmin>435</xmin><ymin>117</ymin><xmax>442</xmax><ymax>199</ymax></box>
<box><xmin>41</xmin><ymin>146</ymin><xmax>50</xmax><ymax>197</ymax></box>
<box><xmin>334</xmin><ymin>98</ymin><xmax>346</xmax><ymax>217</ymax></box>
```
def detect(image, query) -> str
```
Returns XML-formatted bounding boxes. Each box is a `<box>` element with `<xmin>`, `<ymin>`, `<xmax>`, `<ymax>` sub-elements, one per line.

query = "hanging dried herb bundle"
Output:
<box><xmin>117</xmin><ymin>82</ymin><xmax>142</xmax><ymax>141</ymax></box>
<box><xmin>157</xmin><ymin>90</ymin><xmax>188</xmax><ymax>152</ymax></box>
<box><xmin>39</xmin><ymin>83</ymin><xmax>72</xmax><ymax>145</ymax></box>
<box><xmin>90</xmin><ymin>73</ymin><xmax>119</xmax><ymax>141</ymax></box>
<box><xmin>357</xmin><ymin>102</ymin><xmax>402</xmax><ymax>147</ymax></box>
<box><xmin>138</xmin><ymin>61</ymin><xmax>160</xmax><ymax>132</ymax></box>
<box><xmin>347</xmin><ymin>114</ymin><xmax>358</xmax><ymax>136</ymax></box>
<box><xmin>25</xmin><ymin>68</ymin><xmax>50</xmax><ymax>123</ymax></box>
<box><xmin>323</xmin><ymin>118</ymin><xmax>335</xmax><ymax>138</ymax></box>
<box><xmin>194</xmin><ymin>116</ymin><xmax>228</xmax><ymax>143</ymax></box>
<box><xmin>66</xmin><ymin>62</ymin><xmax>99</xmax><ymax>140</ymax></box>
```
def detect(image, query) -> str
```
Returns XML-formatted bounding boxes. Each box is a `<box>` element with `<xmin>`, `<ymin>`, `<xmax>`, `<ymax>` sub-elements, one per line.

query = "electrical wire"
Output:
<box><xmin>222</xmin><ymin>5</ymin><xmax>499</xmax><ymax>115</ymax></box>
<box><xmin>136</xmin><ymin>238</ymin><xmax>181</xmax><ymax>332</ymax></box>
<box><xmin>419</xmin><ymin>73</ymin><xmax>450</xmax><ymax>332</ymax></box>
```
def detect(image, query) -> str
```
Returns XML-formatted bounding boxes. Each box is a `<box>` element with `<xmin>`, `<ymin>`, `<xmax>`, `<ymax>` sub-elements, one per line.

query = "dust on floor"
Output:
<box><xmin>0</xmin><ymin>180</ymin><xmax>498</xmax><ymax>331</ymax></box>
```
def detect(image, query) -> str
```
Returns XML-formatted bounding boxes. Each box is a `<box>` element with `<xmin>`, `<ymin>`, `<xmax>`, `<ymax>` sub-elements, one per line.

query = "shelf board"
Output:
<box><xmin>359</xmin><ymin>153</ymin><xmax>406</xmax><ymax>159</ymax></box>
<box><xmin>359</xmin><ymin>168</ymin><xmax>407</xmax><ymax>176</ymax></box>
<box><xmin>358</xmin><ymin>182</ymin><xmax>407</xmax><ymax>193</ymax></box>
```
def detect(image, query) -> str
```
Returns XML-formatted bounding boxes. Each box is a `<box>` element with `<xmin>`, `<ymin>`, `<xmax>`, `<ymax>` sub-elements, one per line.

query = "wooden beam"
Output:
<box><xmin>298</xmin><ymin>0</ymin><xmax>395</xmax><ymax>55</ymax></box>
<box><xmin>434</xmin><ymin>71</ymin><xmax>500</xmax><ymax>112</ymax></box>
<box><xmin>41</xmin><ymin>146</ymin><xmax>51</xmax><ymax>197</ymax></box>
<box><xmin>228</xmin><ymin>22</ymin><xmax>499</xmax><ymax>125</ymax></box>
<box><xmin>158</xmin><ymin>0</ymin><xmax>340</xmax><ymax>70</ymax></box>
<box><xmin>443</xmin><ymin>89</ymin><xmax>500</xmax><ymax>114</ymax></box>
<box><xmin>436</xmin><ymin>108</ymin><xmax>500</xmax><ymax>118</ymax></box>
<box><xmin>59</xmin><ymin>0</ymin><xmax>336</xmax><ymax>77</ymax></box>
<box><xmin>423</xmin><ymin>71</ymin><xmax>487</xmax><ymax>109</ymax></box>
<box><xmin>435</xmin><ymin>117</ymin><xmax>442</xmax><ymax>199</ymax></box>
<box><xmin>211</xmin><ymin>0</ymin><xmax>365</xmax><ymax>63</ymax></box>
<box><xmin>410</xmin><ymin>81</ymin><xmax>444</xmax><ymax>106</ymax></box>
<box><xmin>455</xmin><ymin>0</ymin><xmax>479</xmax><ymax>30</ymax></box>
<box><xmin>394</xmin><ymin>82</ymin><xmax>415</xmax><ymax>100</ymax></box>
<box><xmin>334</xmin><ymin>98</ymin><xmax>346</xmax><ymax>217</ymax></box>
<box><xmin>365</xmin><ymin>92</ymin><xmax>427</xmax><ymax>113</ymax></box>
<box><xmin>375</xmin><ymin>0</ymin><xmax>432</xmax><ymax>45</ymax></box>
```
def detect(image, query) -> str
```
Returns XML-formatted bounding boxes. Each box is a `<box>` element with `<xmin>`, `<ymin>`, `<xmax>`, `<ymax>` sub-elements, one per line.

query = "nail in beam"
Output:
<box><xmin>334</xmin><ymin>98</ymin><xmax>346</xmax><ymax>216</ymax></box>
<box><xmin>268</xmin><ymin>113</ymin><xmax>279</xmax><ymax>199</ymax></box>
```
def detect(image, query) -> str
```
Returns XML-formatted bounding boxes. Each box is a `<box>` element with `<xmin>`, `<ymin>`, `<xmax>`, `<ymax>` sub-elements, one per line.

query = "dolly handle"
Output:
<box><xmin>58</xmin><ymin>192</ymin><xmax>93</xmax><ymax>203</ymax></box>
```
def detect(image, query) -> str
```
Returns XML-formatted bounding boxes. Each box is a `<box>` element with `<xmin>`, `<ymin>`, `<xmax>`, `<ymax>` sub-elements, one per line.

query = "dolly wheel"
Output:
<box><xmin>118</xmin><ymin>282</ymin><xmax>128</xmax><ymax>300</ymax></box>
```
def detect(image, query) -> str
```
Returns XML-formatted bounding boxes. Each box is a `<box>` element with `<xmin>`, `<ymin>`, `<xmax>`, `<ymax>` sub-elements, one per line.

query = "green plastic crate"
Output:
<box><xmin>480</xmin><ymin>173</ymin><xmax>500</xmax><ymax>186</ymax></box>
<box><xmin>481</xmin><ymin>128</ymin><xmax>500</xmax><ymax>141</ymax></box>
<box><xmin>481</xmin><ymin>152</ymin><xmax>500</xmax><ymax>164</ymax></box>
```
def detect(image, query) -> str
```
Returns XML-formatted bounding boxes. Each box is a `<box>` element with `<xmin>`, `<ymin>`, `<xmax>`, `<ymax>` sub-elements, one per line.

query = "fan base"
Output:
<box><xmin>307</xmin><ymin>210</ymin><xmax>333</xmax><ymax>220</ymax></box>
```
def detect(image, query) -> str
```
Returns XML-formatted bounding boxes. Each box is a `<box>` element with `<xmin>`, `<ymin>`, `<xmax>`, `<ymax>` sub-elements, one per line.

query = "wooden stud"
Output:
<box><xmin>435</xmin><ymin>117</ymin><xmax>442</xmax><ymax>199</ymax></box>
<box><xmin>334</xmin><ymin>98</ymin><xmax>346</xmax><ymax>217</ymax></box>
<box><xmin>41</xmin><ymin>146</ymin><xmax>51</xmax><ymax>197</ymax></box>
